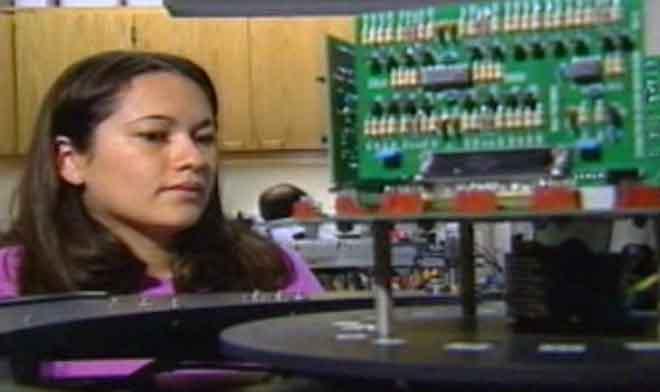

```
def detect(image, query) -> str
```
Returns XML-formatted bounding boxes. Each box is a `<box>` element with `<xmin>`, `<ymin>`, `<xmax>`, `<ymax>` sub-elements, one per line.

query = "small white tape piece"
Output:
<box><xmin>538</xmin><ymin>343</ymin><xmax>586</xmax><ymax>354</ymax></box>
<box><xmin>336</xmin><ymin>333</ymin><xmax>369</xmax><ymax>341</ymax></box>
<box><xmin>445</xmin><ymin>342</ymin><xmax>494</xmax><ymax>352</ymax></box>
<box><xmin>332</xmin><ymin>321</ymin><xmax>364</xmax><ymax>329</ymax></box>
<box><xmin>624</xmin><ymin>342</ymin><xmax>660</xmax><ymax>352</ymax></box>
<box><xmin>332</xmin><ymin>321</ymin><xmax>376</xmax><ymax>331</ymax></box>
<box><xmin>373</xmin><ymin>337</ymin><xmax>406</xmax><ymax>346</ymax></box>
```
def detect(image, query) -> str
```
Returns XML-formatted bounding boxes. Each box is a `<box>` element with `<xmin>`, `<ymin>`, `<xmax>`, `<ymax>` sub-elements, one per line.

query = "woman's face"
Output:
<box><xmin>61</xmin><ymin>71</ymin><xmax>218</xmax><ymax>242</ymax></box>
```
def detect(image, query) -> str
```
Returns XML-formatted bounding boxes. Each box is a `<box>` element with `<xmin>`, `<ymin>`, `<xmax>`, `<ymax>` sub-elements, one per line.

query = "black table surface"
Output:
<box><xmin>220</xmin><ymin>302</ymin><xmax>660</xmax><ymax>390</ymax></box>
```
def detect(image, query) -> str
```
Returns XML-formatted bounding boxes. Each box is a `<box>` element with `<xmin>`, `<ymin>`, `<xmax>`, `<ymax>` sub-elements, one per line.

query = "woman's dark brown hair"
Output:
<box><xmin>3</xmin><ymin>50</ymin><xmax>290</xmax><ymax>294</ymax></box>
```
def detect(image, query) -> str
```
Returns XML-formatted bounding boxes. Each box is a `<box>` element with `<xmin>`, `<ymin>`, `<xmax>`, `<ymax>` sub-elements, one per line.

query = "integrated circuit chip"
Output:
<box><xmin>421</xmin><ymin>66</ymin><xmax>472</xmax><ymax>90</ymax></box>
<box><xmin>565</xmin><ymin>60</ymin><xmax>603</xmax><ymax>84</ymax></box>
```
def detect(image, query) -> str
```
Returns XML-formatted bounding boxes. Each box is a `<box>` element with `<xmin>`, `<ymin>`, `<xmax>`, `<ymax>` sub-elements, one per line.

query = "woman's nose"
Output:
<box><xmin>173</xmin><ymin>134</ymin><xmax>209</xmax><ymax>170</ymax></box>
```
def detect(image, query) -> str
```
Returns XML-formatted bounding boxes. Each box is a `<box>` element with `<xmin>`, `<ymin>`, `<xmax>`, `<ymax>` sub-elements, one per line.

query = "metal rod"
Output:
<box><xmin>459</xmin><ymin>222</ymin><xmax>476</xmax><ymax>318</ymax></box>
<box><xmin>372</xmin><ymin>221</ymin><xmax>393</xmax><ymax>340</ymax></box>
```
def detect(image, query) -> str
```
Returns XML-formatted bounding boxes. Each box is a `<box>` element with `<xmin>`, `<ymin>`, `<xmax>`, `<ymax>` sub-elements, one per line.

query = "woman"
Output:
<box><xmin>0</xmin><ymin>50</ymin><xmax>321</xmax><ymax>297</ymax></box>
<box><xmin>0</xmin><ymin>50</ymin><xmax>322</xmax><ymax>387</ymax></box>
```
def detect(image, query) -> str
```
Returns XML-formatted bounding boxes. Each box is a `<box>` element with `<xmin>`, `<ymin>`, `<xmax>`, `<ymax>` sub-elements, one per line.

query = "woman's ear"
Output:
<box><xmin>54</xmin><ymin>136</ymin><xmax>86</xmax><ymax>186</ymax></box>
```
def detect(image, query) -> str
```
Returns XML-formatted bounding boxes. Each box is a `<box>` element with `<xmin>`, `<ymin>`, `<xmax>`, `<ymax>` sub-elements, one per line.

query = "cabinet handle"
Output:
<box><xmin>261</xmin><ymin>139</ymin><xmax>284</xmax><ymax>149</ymax></box>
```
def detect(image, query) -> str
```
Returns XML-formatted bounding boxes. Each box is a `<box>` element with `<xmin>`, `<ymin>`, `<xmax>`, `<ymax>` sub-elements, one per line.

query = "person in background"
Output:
<box><xmin>258</xmin><ymin>183</ymin><xmax>313</xmax><ymax>244</ymax></box>
<box><xmin>259</xmin><ymin>183</ymin><xmax>308</xmax><ymax>222</ymax></box>
<box><xmin>0</xmin><ymin>50</ymin><xmax>322</xmax><ymax>388</ymax></box>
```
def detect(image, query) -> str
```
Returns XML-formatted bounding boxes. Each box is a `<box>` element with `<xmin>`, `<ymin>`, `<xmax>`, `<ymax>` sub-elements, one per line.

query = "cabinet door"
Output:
<box><xmin>249</xmin><ymin>17</ymin><xmax>354</xmax><ymax>150</ymax></box>
<box><xmin>133</xmin><ymin>11</ymin><xmax>254</xmax><ymax>152</ymax></box>
<box><xmin>0</xmin><ymin>13</ymin><xmax>16</xmax><ymax>155</ymax></box>
<box><xmin>14</xmin><ymin>9</ymin><xmax>133</xmax><ymax>153</ymax></box>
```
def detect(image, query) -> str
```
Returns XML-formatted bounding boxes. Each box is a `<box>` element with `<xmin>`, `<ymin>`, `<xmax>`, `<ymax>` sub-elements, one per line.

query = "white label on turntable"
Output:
<box><xmin>624</xmin><ymin>342</ymin><xmax>660</xmax><ymax>352</ymax></box>
<box><xmin>538</xmin><ymin>343</ymin><xmax>586</xmax><ymax>354</ymax></box>
<box><xmin>332</xmin><ymin>321</ymin><xmax>376</xmax><ymax>332</ymax></box>
<box><xmin>445</xmin><ymin>342</ymin><xmax>493</xmax><ymax>352</ymax></box>
<box><xmin>336</xmin><ymin>333</ymin><xmax>369</xmax><ymax>341</ymax></box>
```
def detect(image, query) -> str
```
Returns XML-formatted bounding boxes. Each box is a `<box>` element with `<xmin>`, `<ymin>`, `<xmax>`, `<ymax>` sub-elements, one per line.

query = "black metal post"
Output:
<box><xmin>372</xmin><ymin>221</ymin><xmax>394</xmax><ymax>340</ymax></box>
<box><xmin>459</xmin><ymin>222</ymin><xmax>476</xmax><ymax>318</ymax></box>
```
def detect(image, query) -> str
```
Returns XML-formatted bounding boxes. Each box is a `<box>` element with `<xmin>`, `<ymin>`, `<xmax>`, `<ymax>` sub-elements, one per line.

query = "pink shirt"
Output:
<box><xmin>0</xmin><ymin>245</ymin><xmax>323</xmax><ymax>384</ymax></box>
<box><xmin>0</xmin><ymin>245</ymin><xmax>323</xmax><ymax>298</ymax></box>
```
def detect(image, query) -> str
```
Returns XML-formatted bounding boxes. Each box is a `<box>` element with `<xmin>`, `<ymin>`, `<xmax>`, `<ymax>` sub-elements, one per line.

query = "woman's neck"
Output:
<box><xmin>124</xmin><ymin>234</ymin><xmax>175</xmax><ymax>280</ymax></box>
<box><xmin>97</xmin><ymin>218</ymin><xmax>177</xmax><ymax>280</ymax></box>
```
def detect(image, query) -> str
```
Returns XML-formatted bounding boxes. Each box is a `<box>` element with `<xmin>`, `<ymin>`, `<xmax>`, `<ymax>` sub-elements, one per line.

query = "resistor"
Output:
<box><xmin>604</xmin><ymin>55</ymin><xmax>624</xmax><ymax>77</ymax></box>
<box><xmin>395</xmin><ymin>14</ymin><xmax>404</xmax><ymax>43</ymax></box>
<box><xmin>530</xmin><ymin>3</ymin><xmax>542</xmax><ymax>31</ymax></box>
<box><xmin>389</xmin><ymin>68</ymin><xmax>399</xmax><ymax>87</ymax></box>
<box><xmin>460</xmin><ymin>111</ymin><xmax>471</xmax><ymax>133</ymax></box>
<box><xmin>386</xmin><ymin>115</ymin><xmax>397</xmax><ymax>136</ymax></box>
<box><xmin>404</xmin><ymin>12</ymin><xmax>415</xmax><ymax>42</ymax></box>
<box><xmin>509</xmin><ymin>109</ymin><xmax>522</xmax><ymax>129</ymax></box>
<box><xmin>520</xmin><ymin>1</ymin><xmax>530</xmax><ymax>31</ymax></box>
<box><xmin>522</xmin><ymin>107</ymin><xmax>533</xmax><ymax>129</ymax></box>
<box><xmin>583</xmin><ymin>2</ymin><xmax>595</xmax><ymax>26</ymax></box>
<box><xmin>502</xmin><ymin>2</ymin><xmax>511</xmax><ymax>32</ymax></box>
<box><xmin>575</xmin><ymin>0</ymin><xmax>585</xmax><ymax>26</ymax></box>
<box><xmin>410</xmin><ymin>68</ymin><xmax>421</xmax><ymax>87</ymax></box>
<box><xmin>480</xmin><ymin>107</ymin><xmax>494</xmax><ymax>131</ymax></box>
<box><xmin>423</xmin><ymin>8</ymin><xmax>435</xmax><ymax>41</ymax></box>
<box><xmin>511</xmin><ymin>1</ymin><xmax>521</xmax><ymax>32</ymax></box>
<box><xmin>610</xmin><ymin>0</ymin><xmax>622</xmax><ymax>23</ymax></box>
<box><xmin>377</xmin><ymin>117</ymin><xmax>386</xmax><ymax>136</ymax></box>
<box><xmin>534</xmin><ymin>104</ymin><xmax>544</xmax><ymax>128</ymax></box>
<box><xmin>360</xmin><ymin>15</ymin><xmax>370</xmax><ymax>44</ymax></box>
<box><xmin>415</xmin><ymin>13</ymin><xmax>426</xmax><ymax>42</ymax></box>
<box><xmin>427</xmin><ymin>112</ymin><xmax>438</xmax><ymax>133</ymax></box>
<box><xmin>366</xmin><ymin>15</ymin><xmax>377</xmax><ymax>45</ymax></box>
<box><xmin>490</xmin><ymin>3</ymin><xmax>500</xmax><ymax>34</ymax></box>
<box><xmin>458</xmin><ymin>7</ymin><xmax>468</xmax><ymax>37</ymax></box>
<box><xmin>567</xmin><ymin>107</ymin><xmax>580</xmax><ymax>131</ymax></box>
<box><xmin>470</xmin><ymin>111</ymin><xmax>480</xmax><ymax>132</ymax></box>
<box><xmin>396</xmin><ymin>11</ymin><xmax>407</xmax><ymax>43</ymax></box>
<box><xmin>400</xmin><ymin>113</ymin><xmax>413</xmax><ymax>134</ymax></box>
<box><xmin>418</xmin><ymin>113</ymin><xmax>428</xmax><ymax>133</ymax></box>
<box><xmin>578</xmin><ymin>103</ymin><xmax>589</xmax><ymax>126</ymax></box>
<box><xmin>565</xmin><ymin>1</ymin><xmax>576</xmax><ymax>28</ymax></box>
<box><xmin>384</xmin><ymin>11</ymin><xmax>395</xmax><ymax>44</ymax></box>
<box><xmin>495</xmin><ymin>106</ymin><xmax>505</xmax><ymax>129</ymax></box>
<box><xmin>552</xmin><ymin>1</ymin><xmax>563</xmax><ymax>29</ymax></box>
<box><xmin>363</xmin><ymin>117</ymin><xmax>374</xmax><ymax>136</ymax></box>
<box><xmin>543</xmin><ymin>1</ymin><xmax>552</xmax><ymax>30</ymax></box>
<box><xmin>450</xmin><ymin>117</ymin><xmax>462</xmax><ymax>136</ymax></box>
<box><xmin>594</xmin><ymin>100</ymin><xmax>606</xmax><ymax>124</ymax></box>
<box><xmin>502</xmin><ymin>107</ymin><xmax>511</xmax><ymax>129</ymax></box>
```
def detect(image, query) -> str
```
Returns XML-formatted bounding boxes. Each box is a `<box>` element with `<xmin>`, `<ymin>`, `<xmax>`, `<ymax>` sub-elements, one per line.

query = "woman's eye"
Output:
<box><xmin>195</xmin><ymin>132</ymin><xmax>216</xmax><ymax>144</ymax></box>
<box><xmin>139</xmin><ymin>132</ymin><xmax>169</xmax><ymax>143</ymax></box>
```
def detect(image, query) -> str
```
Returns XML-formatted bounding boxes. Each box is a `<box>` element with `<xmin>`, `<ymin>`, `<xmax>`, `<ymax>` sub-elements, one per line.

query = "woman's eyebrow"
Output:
<box><xmin>126</xmin><ymin>115</ymin><xmax>175</xmax><ymax>126</ymax></box>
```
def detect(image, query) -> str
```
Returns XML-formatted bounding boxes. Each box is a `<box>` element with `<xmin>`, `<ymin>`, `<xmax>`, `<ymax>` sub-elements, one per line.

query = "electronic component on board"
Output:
<box><xmin>420</xmin><ymin>66</ymin><xmax>471</xmax><ymax>90</ymax></box>
<box><xmin>327</xmin><ymin>0</ymin><xmax>660</xmax><ymax>212</ymax></box>
<box><xmin>565</xmin><ymin>59</ymin><xmax>603</xmax><ymax>84</ymax></box>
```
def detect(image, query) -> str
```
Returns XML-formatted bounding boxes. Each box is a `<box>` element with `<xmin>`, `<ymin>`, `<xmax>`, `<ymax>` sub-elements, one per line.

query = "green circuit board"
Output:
<box><xmin>328</xmin><ymin>0</ymin><xmax>660</xmax><ymax>195</ymax></box>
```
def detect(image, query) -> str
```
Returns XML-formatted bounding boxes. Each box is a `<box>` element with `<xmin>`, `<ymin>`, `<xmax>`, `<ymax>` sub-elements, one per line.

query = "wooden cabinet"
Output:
<box><xmin>0</xmin><ymin>13</ymin><xmax>16</xmax><ymax>155</ymax></box>
<box><xmin>10</xmin><ymin>9</ymin><xmax>354</xmax><ymax>154</ymax></box>
<box><xmin>248</xmin><ymin>17</ymin><xmax>354</xmax><ymax>150</ymax></box>
<box><xmin>133</xmin><ymin>11</ymin><xmax>255</xmax><ymax>151</ymax></box>
<box><xmin>14</xmin><ymin>9</ymin><xmax>133</xmax><ymax>153</ymax></box>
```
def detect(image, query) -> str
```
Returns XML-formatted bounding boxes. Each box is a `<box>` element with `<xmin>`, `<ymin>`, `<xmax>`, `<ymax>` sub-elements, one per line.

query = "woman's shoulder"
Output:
<box><xmin>277</xmin><ymin>246</ymin><xmax>324</xmax><ymax>296</ymax></box>
<box><xmin>0</xmin><ymin>245</ymin><xmax>22</xmax><ymax>298</ymax></box>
